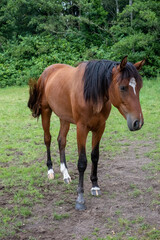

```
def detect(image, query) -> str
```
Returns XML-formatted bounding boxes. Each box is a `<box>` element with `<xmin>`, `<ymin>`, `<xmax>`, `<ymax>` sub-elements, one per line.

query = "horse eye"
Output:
<box><xmin>120</xmin><ymin>86</ymin><xmax>128</xmax><ymax>92</ymax></box>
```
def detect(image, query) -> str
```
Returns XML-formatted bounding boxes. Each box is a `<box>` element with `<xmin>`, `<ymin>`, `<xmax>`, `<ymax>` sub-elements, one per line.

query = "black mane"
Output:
<box><xmin>82</xmin><ymin>60</ymin><xmax>142</xmax><ymax>104</ymax></box>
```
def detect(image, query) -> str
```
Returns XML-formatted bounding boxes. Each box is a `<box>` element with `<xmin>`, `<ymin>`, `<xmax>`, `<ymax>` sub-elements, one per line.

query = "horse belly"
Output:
<box><xmin>52</xmin><ymin>104</ymin><xmax>75</xmax><ymax>124</ymax></box>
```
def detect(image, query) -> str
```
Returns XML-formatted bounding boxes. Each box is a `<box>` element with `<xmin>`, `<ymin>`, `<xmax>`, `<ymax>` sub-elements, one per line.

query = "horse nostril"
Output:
<box><xmin>133</xmin><ymin>120</ymin><xmax>139</xmax><ymax>130</ymax></box>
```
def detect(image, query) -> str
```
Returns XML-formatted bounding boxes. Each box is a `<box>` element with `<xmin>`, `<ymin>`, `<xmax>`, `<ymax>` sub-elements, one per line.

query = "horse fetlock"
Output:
<box><xmin>91</xmin><ymin>186</ymin><xmax>101</xmax><ymax>196</ymax></box>
<box><xmin>48</xmin><ymin>169</ymin><xmax>54</xmax><ymax>180</ymax></box>
<box><xmin>60</xmin><ymin>163</ymin><xmax>71</xmax><ymax>183</ymax></box>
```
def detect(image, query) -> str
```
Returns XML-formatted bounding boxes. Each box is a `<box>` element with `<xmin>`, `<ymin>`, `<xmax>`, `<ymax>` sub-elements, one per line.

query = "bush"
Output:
<box><xmin>0</xmin><ymin>31</ymin><xmax>159</xmax><ymax>88</ymax></box>
<box><xmin>0</xmin><ymin>34</ymin><xmax>86</xmax><ymax>87</ymax></box>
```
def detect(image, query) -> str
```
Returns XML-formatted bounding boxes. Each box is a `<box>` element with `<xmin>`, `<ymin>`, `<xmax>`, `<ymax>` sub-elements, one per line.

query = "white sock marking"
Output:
<box><xmin>91</xmin><ymin>186</ymin><xmax>101</xmax><ymax>196</ymax></box>
<box><xmin>48</xmin><ymin>169</ymin><xmax>54</xmax><ymax>179</ymax></box>
<box><xmin>60</xmin><ymin>163</ymin><xmax>71</xmax><ymax>181</ymax></box>
<box><xmin>129</xmin><ymin>77</ymin><xmax>136</xmax><ymax>95</ymax></box>
<box><xmin>91</xmin><ymin>186</ymin><xmax>100</xmax><ymax>191</ymax></box>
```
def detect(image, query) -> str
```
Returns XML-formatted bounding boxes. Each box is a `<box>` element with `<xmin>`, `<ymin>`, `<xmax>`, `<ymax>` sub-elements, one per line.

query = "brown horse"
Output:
<box><xmin>28</xmin><ymin>56</ymin><xmax>145</xmax><ymax>210</ymax></box>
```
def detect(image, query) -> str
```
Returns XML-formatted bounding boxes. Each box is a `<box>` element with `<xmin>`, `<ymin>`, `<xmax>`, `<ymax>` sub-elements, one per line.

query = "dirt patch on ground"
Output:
<box><xmin>4</xmin><ymin>140</ymin><xmax>160</xmax><ymax>239</ymax></box>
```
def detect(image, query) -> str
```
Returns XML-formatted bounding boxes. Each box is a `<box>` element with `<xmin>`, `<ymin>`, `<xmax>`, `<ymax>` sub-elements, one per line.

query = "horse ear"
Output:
<box><xmin>120</xmin><ymin>56</ymin><xmax>128</xmax><ymax>71</ymax></box>
<box><xmin>134</xmin><ymin>59</ymin><xmax>145</xmax><ymax>71</ymax></box>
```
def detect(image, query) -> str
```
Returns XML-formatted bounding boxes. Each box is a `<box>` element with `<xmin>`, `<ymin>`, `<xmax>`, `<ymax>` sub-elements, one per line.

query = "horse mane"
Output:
<box><xmin>82</xmin><ymin>60</ymin><xmax>118</xmax><ymax>104</ymax></box>
<box><xmin>82</xmin><ymin>60</ymin><xmax>142</xmax><ymax>104</ymax></box>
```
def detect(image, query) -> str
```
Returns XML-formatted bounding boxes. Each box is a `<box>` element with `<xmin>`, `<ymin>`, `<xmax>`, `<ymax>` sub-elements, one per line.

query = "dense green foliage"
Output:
<box><xmin>0</xmin><ymin>0</ymin><xmax>159</xmax><ymax>87</ymax></box>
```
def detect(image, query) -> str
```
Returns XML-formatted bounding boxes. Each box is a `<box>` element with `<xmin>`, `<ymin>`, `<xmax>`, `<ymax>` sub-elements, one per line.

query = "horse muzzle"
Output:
<box><xmin>127</xmin><ymin>114</ymin><xmax>144</xmax><ymax>131</ymax></box>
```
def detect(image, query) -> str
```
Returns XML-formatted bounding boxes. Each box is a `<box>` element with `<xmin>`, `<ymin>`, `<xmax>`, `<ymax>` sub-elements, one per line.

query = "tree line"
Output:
<box><xmin>0</xmin><ymin>0</ymin><xmax>159</xmax><ymax>87</ymax></box>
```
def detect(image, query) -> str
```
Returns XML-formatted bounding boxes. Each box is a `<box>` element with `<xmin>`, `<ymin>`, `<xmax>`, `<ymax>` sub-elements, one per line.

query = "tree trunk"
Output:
<box><xmin>129</xmin><ymin>0</ymin><xmax>133</xmax><ymax>26</ymax></box>
<box><xmin>115</xmin><ymin>0</ymin><xmax>119</xmax><ymax>14</ymax></box>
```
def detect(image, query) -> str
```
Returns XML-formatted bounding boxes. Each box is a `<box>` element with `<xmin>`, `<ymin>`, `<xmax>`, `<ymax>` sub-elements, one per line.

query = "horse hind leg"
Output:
<box><xmin>90</xmin><ymin>124</ymin><xmax>105</xmax><ymax>196</ymax></box>
<box><xmin>75</xmin><ymin>123</ymin><xmax>89</xmax><ymax>210</ymax></box>
<box><xmin>57</xmin><ymin>119</ymin><xmax>71</xmax><ymax>184</ymax></box>
<box><xmin>41</xmin><ymin>107</ymin><xmax>54</xmax><ymax>179</ymax></box>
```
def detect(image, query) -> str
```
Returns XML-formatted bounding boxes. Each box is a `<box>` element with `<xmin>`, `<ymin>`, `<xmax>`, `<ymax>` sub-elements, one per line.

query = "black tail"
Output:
<box><xmin>28</xmin><ymin>79</ymin><xmax>42</xmax><ymax>118</ymax></box>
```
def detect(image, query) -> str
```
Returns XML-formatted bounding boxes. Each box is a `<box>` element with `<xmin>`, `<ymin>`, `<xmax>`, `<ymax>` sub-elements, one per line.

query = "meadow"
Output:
<box><xmin>0</xmin><ymin>78</ymin><xmax>160</xmax><ymax>240</ymax></box>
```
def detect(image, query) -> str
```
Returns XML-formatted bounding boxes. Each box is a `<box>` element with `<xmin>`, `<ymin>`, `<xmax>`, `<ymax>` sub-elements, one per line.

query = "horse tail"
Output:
<box><xmin>28</xmin><ymin>78</ymin><xmax>43</xmax><ymax>118</ymax></box>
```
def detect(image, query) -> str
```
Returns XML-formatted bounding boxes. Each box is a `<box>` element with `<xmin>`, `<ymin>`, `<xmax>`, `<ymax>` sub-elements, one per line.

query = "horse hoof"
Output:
<box><xmin>64</xmin><ymin>177</ymin><xmax>71</xmax><ymax>184</ymax></box>
<box><xmin>75</xmin><ymin>201</ymin><xmax>87</xmax><ymax>211</ymax></box>
<box><xmin>48</xmin><ymin>169</ymin><xmax>54</xmax><ymax>180</ymax></box>
<box><xmin>91</xmin><ymin>187</ymin><xmax>101</xmax><ymax>196</ymax></box>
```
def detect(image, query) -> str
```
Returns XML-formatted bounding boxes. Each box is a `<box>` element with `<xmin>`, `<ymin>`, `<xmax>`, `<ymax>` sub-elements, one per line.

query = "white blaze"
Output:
<box><xmin>129</xmin><ymin>77</ymin><xmax>136</xmax><ymax>95</ymax></box>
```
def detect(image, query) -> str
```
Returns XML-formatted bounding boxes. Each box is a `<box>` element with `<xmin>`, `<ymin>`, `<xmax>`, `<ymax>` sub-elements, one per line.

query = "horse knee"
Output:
<box><xmin>78</xmin><ymin>160</ymin><xmax>87</xmax><ymax>173</ymax></box>
<box><xmin>78</xmin><ymin>150</ymin><xmax>87</xmax><ymax>172</ymax></box>
<box><xmin>91</xmin><ymin>148</ymin><xmax>99</xmax><ymax>163</ymax></box>
<box><xmin>57</xmin><ymin>136</ymin><xmax>66</xmax><ymax>151</ymax></box>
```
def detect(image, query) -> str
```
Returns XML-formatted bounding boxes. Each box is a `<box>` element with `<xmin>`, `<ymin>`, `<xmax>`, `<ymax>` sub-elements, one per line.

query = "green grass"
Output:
<box><xmin>129</xmin><ymin>184</ymin><xmax>143</xmax><ymax>198</ymax></box>
<box><xmin>53</xmin><ymin>212</ymin><xmax>70</xmax><ymax>220</ymax></box>
<box><xmin>0</xmin><ymin>78</ymin><xmax>160</xmax><ymax>239</ymax></box>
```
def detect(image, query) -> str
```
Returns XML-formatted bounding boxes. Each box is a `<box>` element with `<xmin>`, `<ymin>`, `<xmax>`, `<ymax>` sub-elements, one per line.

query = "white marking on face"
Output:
<box><xmin>60</xmin><ymin>163</ymin><xmax>71</xmax><ymax>181</ymax></box>
<box><xmin>129</xmin><ymin>77</ymin><xmax>136</xmax><ymax>95</ymax></box>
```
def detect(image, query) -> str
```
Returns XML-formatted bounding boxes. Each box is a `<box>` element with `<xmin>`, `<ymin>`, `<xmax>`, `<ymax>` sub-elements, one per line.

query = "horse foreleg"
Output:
<box><xmin>57</xmin><ymin>119</ymin><xmax>71</xmax><ymax>184</ymax></box>
<box><xmin>75</xmin><ymin>124</ymin><xmax>89</xmax><ymax>210</ymax></box>
<box><xmin>90</xmin><ymin>124</ymin><xmax>105</xmax><ymax>196</ymax></box>
<box><xmin>41</xmin><ymin>108</ymin><xmax>54</xmax><ymax>179</ymax></box>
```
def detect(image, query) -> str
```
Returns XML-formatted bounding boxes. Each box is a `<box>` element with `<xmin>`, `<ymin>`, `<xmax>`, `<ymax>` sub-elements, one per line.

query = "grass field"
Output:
<box><xmin>0</xmin><ymin>78</ymin><xmax>160</xmax><ymax>239</ymax></box>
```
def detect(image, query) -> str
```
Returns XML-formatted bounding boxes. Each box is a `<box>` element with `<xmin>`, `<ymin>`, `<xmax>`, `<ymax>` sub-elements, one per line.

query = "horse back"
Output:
<box><xmin>40</xmin><ymin>63</ymin><xmax>111</xmax><ymax>127</ymax></box>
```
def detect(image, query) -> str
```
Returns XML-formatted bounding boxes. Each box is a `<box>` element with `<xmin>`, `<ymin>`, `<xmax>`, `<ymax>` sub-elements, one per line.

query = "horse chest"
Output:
<box><xmin>86</xmin><ymin>114</ymin><xmax>106</xmax><ymax>131</ymax></box>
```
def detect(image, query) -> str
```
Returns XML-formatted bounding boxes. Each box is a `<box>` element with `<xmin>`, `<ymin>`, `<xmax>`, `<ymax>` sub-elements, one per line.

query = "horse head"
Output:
<box><xmin>109</xmin><ymin>56</ymin><xmax>145</xmax><ymax>131</ymax></box>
